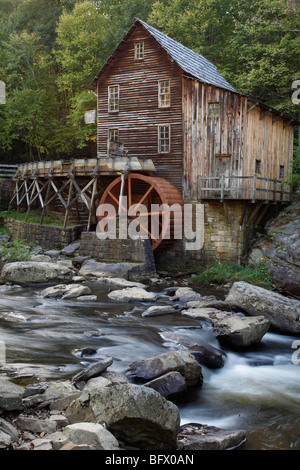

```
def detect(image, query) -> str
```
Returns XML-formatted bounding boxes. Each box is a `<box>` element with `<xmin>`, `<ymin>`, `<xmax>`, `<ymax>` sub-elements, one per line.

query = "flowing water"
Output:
<box><xmin>0</xmin><ymin>280</ymin><xmax>299</xmax><ymax>450</ymax></box>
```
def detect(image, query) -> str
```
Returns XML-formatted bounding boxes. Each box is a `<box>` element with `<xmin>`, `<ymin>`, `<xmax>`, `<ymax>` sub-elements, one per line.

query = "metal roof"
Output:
<box><xmin>137</xmin><ymin>19</ymin><xmax>237</xmax><ymax>93</ymax></box>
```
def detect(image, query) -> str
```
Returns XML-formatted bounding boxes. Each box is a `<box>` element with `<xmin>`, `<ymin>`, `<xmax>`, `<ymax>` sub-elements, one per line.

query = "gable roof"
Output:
<box><xmin>87</xmin><ymin>18</ymin><xmax>237</xmax><ymax>93</ymax></box>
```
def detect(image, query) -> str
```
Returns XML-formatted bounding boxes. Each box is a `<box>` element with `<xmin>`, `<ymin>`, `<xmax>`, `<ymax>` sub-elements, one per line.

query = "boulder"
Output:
<box><xmin>0</xmin><ymin>261</ymin><xmax>73</xmax><ymax>285</ymax></box>
<box><xmin>65</xmin><ymin>384</ymin><xmax>180</xmax><ymax>450</ymax></box>
<box><xmin>0</xmin><ymin>377</ymin><xmax>24</xmax><ymax>411</ymax></box>
<box><xmin>144</xmin><ymin>371</ymin><xmax>187</xmax><ymax>401</ymax></box>
<box><xmin>248</xmin><ymin>202</ymin><xmax>300</xmax><ymax>295</ymax></box>
<box><xmin>182</xmin><ymin>307</ymin><xmax>270</xmax><ymax>348</ymax></box>
<box><xmin>42</xmin><ymin>380</ymin><xmax>81</xmax><ymax>411</ymax></box>
<box><xmin>0</xmin><ymin>418</ymin><xmax>19</xmax><ymax>449</ymax></box>
<box><xmin>41</xmin><ymin>283</ymin><xmax>91</xmax><ymax>299</ymax></box>
<box><xmin>102</xmin><ymin>277</ymin><xmax>147</xmax><ymax>288</ymax></box>
<box><xmin>108</xmin><ymin>287</ymin><xmax>156</xmax><ymax>302</ymax></box>
<box><xmin>61</xmin><ymin>241</ymin><xmax>81</xmax><ymax>257</ymax></box>
<box><xmin>16</xmin><ymin>416</ymin><xmax>57</xmax><ymax>434</ymax></box>
<box><xmin>142</xmin><ymin>305</ymin><xmax>177</xmax><ymax>317</ymax></box>
<box><xmin>79</xmin><ymin>259</ymin><xmax>151</xmax><ymax>281</ymax></box>
<box><xmin>225</xmin><ymin>281</ymin><xmax>300</xmax><ymax>335</ymax></box>
<box><xmin>53</xmin><ymin>423</ymin><xmax>120</xmax><ymax>451</ymax></box>
<box><xmin>71</xmin><ymin>357</ymin><xmax>113</xmax><ymax>384</ymax></box>
<box><xmin>173</xmin><ymin>287</ymin><xmax>202</xmax><ymax>301</ymax></box>
<box><xmin>128</xmin><ymin>350</ymin><xmax>203</xmax><ymax>387</ymax></box>
<box><xmin>159</xmin><ymin>331</ymin><xmax>226</xmax><ymax>368</ymax></box>
<box><xmin>177</xmin><ymin>423</ymin><xmax>246</xmax><ymax>450</ymax></box>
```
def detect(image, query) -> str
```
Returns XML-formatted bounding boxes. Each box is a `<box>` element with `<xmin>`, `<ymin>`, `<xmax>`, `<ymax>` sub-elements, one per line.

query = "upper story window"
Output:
<box><xmin>159</xmin><ymin>80</ymin><xmax>170</xmax><ymax>108</ymax></box>
<box><xmin>158</xmin><ymin>125</ymin><xmax>170</xmax><ymax>153</ymax></box>
<box><xmin>209</xmin><ymin>102</ymin><xmax>220</xmax><ymax>117</ymax></box>
<box><xmin>108</xmin><ymin>85</ymin><xmax>119</xmax><ymax>112</ymax></box>
<box><xmin>279</xmin><ymin>165</ymin><xmax>285</xmax><ymax>179</ymax></box>
<box><xmin>135</xmin><ymin>42</ymin><xmax>144</xmax><ymax>60</ymax></box>
<box><xmin>255</xmin><ymin>159</ymin><xmax>262</xmax><ymax>174</ymax></box>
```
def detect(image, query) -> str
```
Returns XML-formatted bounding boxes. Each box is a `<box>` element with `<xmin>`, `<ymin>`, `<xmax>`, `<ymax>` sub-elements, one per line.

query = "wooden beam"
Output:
<box><xmin>255</xmin><ymin>204</ymin><xmax>270</xmax><ymax>228</ymax></box>
<box><xmin>246</xmin><ymin>202</ymin><xmax>263</xmax><ymax>226</ymax></box>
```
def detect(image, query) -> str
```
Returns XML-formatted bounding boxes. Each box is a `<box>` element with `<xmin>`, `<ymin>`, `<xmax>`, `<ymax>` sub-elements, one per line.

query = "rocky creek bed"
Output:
<box><xmin>0</xmin><ymin>242</ymin><xmax>300</xmax><ymax>451</ymax></box>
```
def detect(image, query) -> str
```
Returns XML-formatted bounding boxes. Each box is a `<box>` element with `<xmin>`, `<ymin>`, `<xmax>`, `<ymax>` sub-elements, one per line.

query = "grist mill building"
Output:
<box><xmin>7</xmin><ymin>19</ymin><xmax>297</xmax><ymax>267</ymax></box>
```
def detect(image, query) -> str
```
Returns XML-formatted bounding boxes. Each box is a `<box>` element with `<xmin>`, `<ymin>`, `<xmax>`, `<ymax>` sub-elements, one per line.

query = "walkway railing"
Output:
<box><xmin>198</xmin><ymin>175</ymin><xmax>291</xmax><ymax>202</ymax></box>
<box><xmin>0</xmin><ymin>164</ymin><xmax>18</xmax><ymax>179</ymax></box>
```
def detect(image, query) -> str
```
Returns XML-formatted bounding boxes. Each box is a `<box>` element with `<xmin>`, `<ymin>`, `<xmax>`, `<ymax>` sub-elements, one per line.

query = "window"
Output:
<box><xmin>255</xmin><ymin>159</ymin><xmax>262</xmax><ymax>174</ymax></box>
<box><xmin>109</xmin><ymin>129</ymin><xmax>119</xmax><ymax>142</ymax></box>
<box><xmin>108</xmin><ymin>85</ymin><xmax>119</xmax><ymax>112</ymax></box>
<box><xmin>158</xmin><ymin>80</ymin><xmax>170</xmax><ymax>108</ymax></box>
<box><xmin>279</xmin><ymin>165</ymin><xmax>285</xmax><ymax>178</ymax></box>
<box><xmin>209</xmin><ymin>102</ymin><xmax>220</xmax><ymax>117</ymax></box>
<box><xmin>158</xmin><ymin>125</ymin><xmax>170</xmax><ymax>153</ymax></box>
<box><xmin>135</xmin><ymin>42</ymin><xmax>144</xmax><ymax>60</ymax></box>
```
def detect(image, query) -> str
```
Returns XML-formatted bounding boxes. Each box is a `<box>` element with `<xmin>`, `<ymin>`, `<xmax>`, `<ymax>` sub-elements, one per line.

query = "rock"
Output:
<box><xmin>30</xmin><ymin>255</ymin><xmax>52</xmax><ymax>262</ymax></box>
<box><xmin>65</xmin><ymin>384</ymin><xmax>180</xmax><ymax>450</ymax></box>
<box><xmin>102</xmin><ymin>277</ymin><xmax>147</xmax><ymax>288</ymax></box>
<box><xmin>182</xmin><ymin>307</ymin><xmax>270</xmax><ymax>348</ymax></box>
<box><xmin>213</xmin><ymin>315</ymin><xmax>270</xmax><ymax>348</ymax></box>
<box><xmin>16</xmin><ymin>416</ymin><xmax>57</xmax><ymax>434</ymax></box>
<box><xmin>173</xmin><ymin>287</ymin><xmax>202</xmax><ymax>301</ymax></box>
<box><xmin>101</xmin><ymin>371</ymin><xmax>129</xmax><ymax>385</ymax></box>
<box><xmin>0</xmin><ymin>261</ymin><xmax>73</xmax><ymax>285</ymax></box>
<box><xmin>128</xmin><ymin>350</ymin><xmax>203</xmax><ymax>387</ymax></box>
<box><xmin>83</xmin><ymin>376</ymin><xmax>112</xmax><ymax>391</ymax></box>
<box><xmin>186</xmin><ymin>297</ymin><xmax>233</xmax><ymax>311</ymax></box>
<box><xmin>49</xmin><ymin>415</ymin><xmax>69</xmax><ymax>428</ymax></box>
<box><xmin>44</xmin><ymin>250</ymin><xmax>61</xmax><ymax>259</ymax></box>
<box><xmin>108</xmin><ymin>287</ymin><xmax>156</xmax><ymax>302</ymax></box>
<box><xmin>76</xmin><ymin>295</ymin><xmax>98</xmax><ymax>301</ymax></box>
<box><xmin>0</xmin><ymin>377</ymin><xmax>24</xmax><ymax>411</ymax></box>
<box><xmin>72</xmin><ymin>256</ymin><xmax>91</xmax><ymax>269</ymax></box>
<box><xmin>248</xmin><ymin>202</ymin><xmax>300</xmax><ymax>295</ymax></box>
<box><xmin>32</xmin><ymin>438</ymin><xmax>53</xmax><ymax>450</ymax></box>
<box><xmin>61</xmin><ymin>241</ymin><xmax>81</xmax><ymax>256</ymax></box>
<box><xmin>225</xmin><ymin>281</ymin><xmax>300</xmax><ymax>335</ymax></box>
<box><xmin>72</xmin><ymin>357</ymin><xmax>113</xmax><ymax>384</ymax></box>
<box><xmin>41</xmin><ymin>283</ymin><xmax>91</xmax><ymax>299</ymax></box>
<box><xmin>177</xmin><ymin>423</ymin><xmax>246</xmax><ymax>450</ymax></box>
<box><xmin>0</xmin><ymin>418</ymin><xmax>19</xmax><ymax>448</ymax></box>
<box><xmin>159</xmin><ymin>331</ymin><xmax>226</xmax><ymax>368</ymax></box>
<box><xmin>54</xmin><ymin>422</ymin><xmax>120</xmax><ymax>451</ymax></box>
<box><xmin>79</xmin><ymin>259</ymin><xmax>151</xmax><ymax>281</ymax></box>
<box><xmin>144</xmin><ymin>371</ymin><xmax>187</xmax><ymax>401</ymax></box>
<box><xmin>42</xmin><ymin>380</ymin><xmax>81</xmax><ymax>411</ymax></box>
<box><xmin>142</xmin><ymin>305</ymin><xmax>178</xmax><ymax>317</ymax></box>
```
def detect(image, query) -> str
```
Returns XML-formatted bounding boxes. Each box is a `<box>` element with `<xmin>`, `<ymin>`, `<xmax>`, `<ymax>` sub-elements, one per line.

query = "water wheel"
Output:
<box><xmin>98</xmin><ymin>173</ymin><xmax>184</xmax><ymax>251</ymax></box>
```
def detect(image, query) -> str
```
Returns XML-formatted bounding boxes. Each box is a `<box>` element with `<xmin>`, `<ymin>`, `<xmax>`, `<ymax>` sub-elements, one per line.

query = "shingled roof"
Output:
<box><xmin>88</xmin><ymin>18</ymin><xmax>237</xmax><ymax>94</ymax></box>
<box><xmin>137</xmin><ymin>19</ymin><xmax>237</xmax><ymax>93</ymax></box>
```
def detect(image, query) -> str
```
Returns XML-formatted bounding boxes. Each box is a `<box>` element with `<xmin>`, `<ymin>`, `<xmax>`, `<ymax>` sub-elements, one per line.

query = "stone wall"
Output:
<box><xmin>0</xmin><ymin>179</ymin><xmax>15</xmax><ymax>211</ymax></box>
<box><xmin>155</xmin><ymin>200</ymin><xmax>277</xmax><ymax>268</ymax></box>
<box><xmin>0</xmin><ymin>216</ymin><xmax>83</xmax><ymax>250</ymax></box>
<box><xmin>79</xmin><ymin>231</ymin><xmax>156</xmax><ymax>273</ymax></box>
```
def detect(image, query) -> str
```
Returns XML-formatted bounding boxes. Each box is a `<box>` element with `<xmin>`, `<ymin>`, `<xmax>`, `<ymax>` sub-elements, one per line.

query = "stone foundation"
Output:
<box><xmin>79</xmin><ymin>231</ymin><xmax>156</xmax><ymax>274</ymax></box>
<box><xmin>0</xmin><ymin>179</ymin><xmax>15</xmax><ymax>211</ymax></box>
<box><xmin>0</xmin><ymin>216</ymin><xmax>83</xmax><ymax>250</ymax></box>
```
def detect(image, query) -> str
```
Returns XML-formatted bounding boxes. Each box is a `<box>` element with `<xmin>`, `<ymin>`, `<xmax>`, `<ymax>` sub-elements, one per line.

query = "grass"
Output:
<box><xmin>0</xmin><ymin>237</ymin><xmax>32</xmax><ymax>263</ymax></box>
<box><xmin>0</xmin><ymin>210</ymin><xmax>64</xmax><ymax>227</ymax></box>
<box><xmin>191</xmin><ymin>261</ymin><xmax>272</xmax><ymax>290</ymax></box>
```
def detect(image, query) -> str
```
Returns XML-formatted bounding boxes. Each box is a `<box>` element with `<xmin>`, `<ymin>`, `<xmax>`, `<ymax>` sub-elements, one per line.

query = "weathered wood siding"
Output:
<box><xmin>182</xmin><ymin>77</ymin><xmax>293</xmax><ymax>201</ymax></box>
<box><xmin>97</xmin><ymin>24</ymin><xmax>183</xmax><ymax>191</ymax></box>
<box><xmin>182</xmin><ymin>77</ymin><xmax>247</xmax><ymax>200</ymax></box>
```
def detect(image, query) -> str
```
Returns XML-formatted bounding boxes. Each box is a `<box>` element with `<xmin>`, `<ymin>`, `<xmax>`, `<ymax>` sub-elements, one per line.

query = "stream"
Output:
<box><xmin>0</xmin><ymin>280</ymin><xmax>299</xmax><ymax>451</ymax></box>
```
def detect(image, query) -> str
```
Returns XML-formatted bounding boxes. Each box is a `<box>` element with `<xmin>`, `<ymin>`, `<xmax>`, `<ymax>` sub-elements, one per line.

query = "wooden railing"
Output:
<box><xmin>198</xmin><ymin>175</ymin><xmax>291</xmax><ymax>202</ymax></box>
<box><xmin>0</xmin><ymin>164</ymin><xmax>18</xmax><ymax>179</ymax></box>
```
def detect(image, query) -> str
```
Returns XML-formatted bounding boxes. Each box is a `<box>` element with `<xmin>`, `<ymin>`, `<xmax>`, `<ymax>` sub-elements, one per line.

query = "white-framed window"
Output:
<box><xmin>158</xmin><ymin>125</ymin><xmax>170</xmax><ymax>153</ymax></box>
<box><xmin>109</xmin><ymin>129</ymin><xmax>119</xmax><ymax>142</ymax></box>
<box><xmin>135</xmin><ymin>42</ymin><xmax>144</xmax><ymax>60</ymax></box>
<box><xmin>158</xmin><ymin>80</ymin><xmax>170</xmax><ymax>108</ymax></box>
<box><xmin>209</xmin><ymin>102</ymin><xmax>220</xmax><ymax>117</ymax></box>
<box><xmin>108</xmin><ymin>85</ymin><xmax>119</xmax><ymax>112</ymax></box>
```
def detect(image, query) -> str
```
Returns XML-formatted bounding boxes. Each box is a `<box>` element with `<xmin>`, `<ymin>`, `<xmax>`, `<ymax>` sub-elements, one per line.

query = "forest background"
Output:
<box><xmin>0</xmin><ymin>0</ymin><xmax>299</xmax><ymax>177</ymax></box>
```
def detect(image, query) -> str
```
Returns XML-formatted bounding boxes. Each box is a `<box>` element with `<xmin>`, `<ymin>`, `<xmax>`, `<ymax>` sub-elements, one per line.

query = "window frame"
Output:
<box><xmin>135</xmin><ymin>42</ymin><xmax>144</xmax><ymax>60</ymax></box>
<box><xmin>279</xmin><ymin>165</ymin><xmax>285</xmax><ymax>179</ymax></box>
<box><xmin>108</xmin><ymin>85</ymin><xmax>119</xmax><ymax>113</ymax></box>
<box><xmin>208</xmin><ymin>102</ymin><xmax>220</xmax><ymax>118</ymax></box>
<box><xmin>158</xmin><ymin>80</ymin><xmax>171</xmax><ymax>108</ymax></box>
<box><xmin>255</xmin><ymin>159</ymin><xmax>262</xmax><ymax>174</ymax></box>
<box><xmin>158</xmin><ymin>124</ymin><xmax>171</xmax><ymax>154</ymax></box>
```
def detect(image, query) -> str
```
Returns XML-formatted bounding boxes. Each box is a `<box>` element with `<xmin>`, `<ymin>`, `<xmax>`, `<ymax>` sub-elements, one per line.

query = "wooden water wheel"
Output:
<box><xmin>98</xmin><ymin>173</ymin><xmax>184</xmax><ymax>252</ymax></box>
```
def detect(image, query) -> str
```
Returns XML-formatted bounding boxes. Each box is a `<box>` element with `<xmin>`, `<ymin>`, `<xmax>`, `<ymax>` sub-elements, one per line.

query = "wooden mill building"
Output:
<box><xmin>8</xmin><ymin>19</ymin><xmax>297</xmax><ymax>266</ymax></box>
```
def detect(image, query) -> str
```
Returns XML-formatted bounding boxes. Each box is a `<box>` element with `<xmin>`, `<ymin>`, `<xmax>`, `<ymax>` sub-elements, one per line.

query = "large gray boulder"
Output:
<box><xmin>0</xmin><ymin>261</ymin><xmax>73</xmax><ymax>285</ymax></box>
<box><xmin>65</xmin><ymin>384</ymin><xmax>180</xmax><ymax>450</ymax></box>
<box><xmin>127</xmin><ymin>350</ymin><xmax>203</xmax><ymax>387</ymax></box>
<box><xmin>54</xmin><ymin>423</ymin><xmax>120</xmax><ymax>450</ymax></box>
<box><xmin>0</xmin><ymin>377</ymin><xmax>24</xmax><ymax>411</ymax></box>
<box><xmin>177</xmin><ymin>423</ymin><xmax>246</xmax><ymax>450</ymax></box>
<box><xmin>225</xmin><ymin>281</ymin><xmax>300</xmax><ymax>335</ymax></box>
<box><xmin>41</xmin><ymin>283</ymin><xmax>91</xmax><ymax>299</ymax></box>
<box><xmin>108</xmin><ymin>287</ymin><xmax>156</xmax><ymax>302</ymax></box>
<box><xmin>248</xmin><ymin>202</ymin><xmax>300</xmax><ymax>295</ymax></box>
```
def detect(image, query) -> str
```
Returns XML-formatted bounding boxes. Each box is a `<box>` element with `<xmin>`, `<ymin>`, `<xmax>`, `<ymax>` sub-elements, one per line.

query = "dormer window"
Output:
<box><xmin>135</xmin><ymin>42</ymin><xmax>144</xmax><ymax>60</ymax></box>
<box><xmin>159</xmin><ymin>80</ymin><xmax>170</xmax><ymax>108</ymax></box>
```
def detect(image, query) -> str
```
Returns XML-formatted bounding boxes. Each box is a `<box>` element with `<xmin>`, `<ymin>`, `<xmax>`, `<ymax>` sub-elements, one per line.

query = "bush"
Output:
<box><xmin>191</xmin><ymin>261</ymin><xmax>272</xmax><ymax>290</ymax></box>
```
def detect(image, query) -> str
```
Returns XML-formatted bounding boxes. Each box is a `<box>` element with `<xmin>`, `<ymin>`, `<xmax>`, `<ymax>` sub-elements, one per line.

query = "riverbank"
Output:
<box><xmin>0</xmin><ymin>238</ymin><xmax>300</xmax><ymax>450</ymax></box>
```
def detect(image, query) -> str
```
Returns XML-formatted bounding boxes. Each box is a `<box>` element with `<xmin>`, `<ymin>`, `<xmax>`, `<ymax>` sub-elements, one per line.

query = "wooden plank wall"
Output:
<box><xmin>182</xmin><ymin>77</ymin><xmax>247</xmax><ymax>200</ymax></box>
<box><xmin>97</xmin><ymin>24</ymin><xmax>183</xmax><ymax>192</ymax></box>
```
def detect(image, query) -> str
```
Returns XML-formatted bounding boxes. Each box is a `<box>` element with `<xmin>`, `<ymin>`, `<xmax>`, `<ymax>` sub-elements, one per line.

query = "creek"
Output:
<box><xmin>0</xmin><ymin>280</ymin><xmax>299</xmax><ymax>450</ymax></box>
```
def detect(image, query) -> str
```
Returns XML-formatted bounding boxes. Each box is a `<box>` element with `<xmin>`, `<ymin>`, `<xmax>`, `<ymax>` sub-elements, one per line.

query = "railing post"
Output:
<box><xmin>220</xmin><ymin>175</ymin><xmax>224</xmax><ymax>202</ymax></box>
<box><xmin>198</xmin><ymin>176</ymin><xmax>202</xmax><ymax>201</ymax></box>
<box><xmin>265</xmin><ymin>177</ymin><xmax>269</xmax><ymax>202</ymax></box>
<box><xmin>273</xmin><ymin>178</ymin><xmax>277</xmax><ymax>202</ymax></box>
